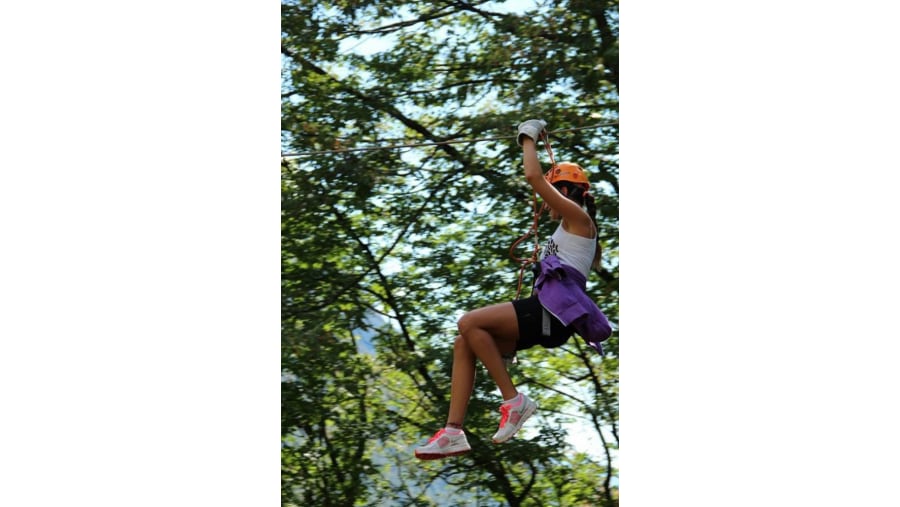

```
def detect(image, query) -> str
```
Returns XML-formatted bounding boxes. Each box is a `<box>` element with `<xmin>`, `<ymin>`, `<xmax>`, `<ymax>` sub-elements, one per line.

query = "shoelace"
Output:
<box><xmin>427</xmin><ymin>429</ymin><xmax>447</xmax><ymax>443</ymax></box>
<box><xmin>498</xmin><ymin>404</ymin><xmax>511</xmax><ymax>427</ymax></box>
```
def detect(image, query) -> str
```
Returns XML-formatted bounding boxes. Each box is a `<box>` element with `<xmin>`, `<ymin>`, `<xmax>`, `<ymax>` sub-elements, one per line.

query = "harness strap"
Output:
<box><xmin>541</xmin><ymin>307</ymin><xmax>551</xmax><ymax>337</ymax></box>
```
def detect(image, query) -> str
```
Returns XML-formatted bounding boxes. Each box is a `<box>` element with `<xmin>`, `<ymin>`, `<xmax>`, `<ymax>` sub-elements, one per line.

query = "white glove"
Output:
<box><xmin>516</xmin><ymin>119</ymin><xmax>547</xmax><ymax>146</ymax></box>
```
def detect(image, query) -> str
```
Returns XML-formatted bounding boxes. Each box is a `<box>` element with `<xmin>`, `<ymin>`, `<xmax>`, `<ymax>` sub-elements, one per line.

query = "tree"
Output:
<box><xmin>282</xmin><ymin>0</ymin><xmax>619</xmax><ymax>504</ymax></box>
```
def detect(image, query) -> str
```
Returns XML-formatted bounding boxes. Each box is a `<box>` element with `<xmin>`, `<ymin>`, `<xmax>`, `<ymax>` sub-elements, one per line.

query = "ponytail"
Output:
<box><xmin>584</xmin><ymin>192</ymin><xmax>602</xmax><ymax>273</ymax></box>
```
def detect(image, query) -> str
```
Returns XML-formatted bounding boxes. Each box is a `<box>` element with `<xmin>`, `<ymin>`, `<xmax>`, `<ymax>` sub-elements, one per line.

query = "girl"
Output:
<box><xmin>414</xmin><ymin>119</ymin><xmax>612</xmax><ymax>460</ymax></box>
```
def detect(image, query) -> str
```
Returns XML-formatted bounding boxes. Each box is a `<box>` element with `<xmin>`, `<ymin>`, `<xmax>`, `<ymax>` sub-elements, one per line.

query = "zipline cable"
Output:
<box><xmin>281</xmin><ymin>121</ymin><xmax>618</xmax><ymax>158</ymax></box>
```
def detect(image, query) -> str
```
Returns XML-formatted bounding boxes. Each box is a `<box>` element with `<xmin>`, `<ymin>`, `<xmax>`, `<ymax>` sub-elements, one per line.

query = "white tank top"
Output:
<box><xmin>541</xmin><ymin>224</ymin><xmax>596</xmax><ymax>277</ymax></box>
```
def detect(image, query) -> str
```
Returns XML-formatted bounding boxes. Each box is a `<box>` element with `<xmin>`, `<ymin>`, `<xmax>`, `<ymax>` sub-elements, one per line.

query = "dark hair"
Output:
<box><xmin>553</xmin><ymin>182</ymin><xmax>602</xmax><ymax>273</ymax></box>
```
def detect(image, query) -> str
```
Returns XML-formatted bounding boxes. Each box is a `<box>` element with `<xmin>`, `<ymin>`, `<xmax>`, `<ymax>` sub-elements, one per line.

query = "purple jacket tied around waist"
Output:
<box><xmin>534</xmin><ymin>255</ymin><xmax>612</xmax><ymax>354</ymax></box>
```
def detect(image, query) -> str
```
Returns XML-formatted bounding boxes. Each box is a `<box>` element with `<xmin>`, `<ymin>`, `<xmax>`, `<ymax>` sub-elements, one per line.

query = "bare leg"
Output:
<box><xmin>446</xmin><ymin>335</ymin><xmax>475</xmax><ymax>428</ymax></box>
<box><xmin>446</xmin><ymin>302</ymin><xmax>520</xmax><ymax>426</ymax></box>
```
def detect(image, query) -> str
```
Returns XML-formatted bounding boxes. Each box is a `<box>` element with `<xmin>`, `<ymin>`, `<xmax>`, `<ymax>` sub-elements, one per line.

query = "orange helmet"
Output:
<box><xmin>544</xmin><ymin>162</ymin><xmax>590</xmax><ymax>191</ymax></box>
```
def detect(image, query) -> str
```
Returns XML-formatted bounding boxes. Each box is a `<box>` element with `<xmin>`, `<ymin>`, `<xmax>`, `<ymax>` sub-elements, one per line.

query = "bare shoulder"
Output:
<box><xmin>562</xmin><ymin>213</ymin><xmax>596</xmax><ymax>239</ymax></box>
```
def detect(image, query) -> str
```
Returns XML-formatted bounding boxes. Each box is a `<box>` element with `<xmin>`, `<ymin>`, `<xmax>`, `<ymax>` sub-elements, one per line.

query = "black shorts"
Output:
<box><xmin>512</xmin><ymin>295</ymin><xmax>575</xmax><ymax>351</ymax></box>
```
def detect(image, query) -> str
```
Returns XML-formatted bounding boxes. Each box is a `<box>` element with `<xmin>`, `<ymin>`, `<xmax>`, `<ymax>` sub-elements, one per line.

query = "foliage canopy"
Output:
<box><xmin>282</xmin><ymin>1</ymin><xmax>618</xmax><ymax>505</ymax></box>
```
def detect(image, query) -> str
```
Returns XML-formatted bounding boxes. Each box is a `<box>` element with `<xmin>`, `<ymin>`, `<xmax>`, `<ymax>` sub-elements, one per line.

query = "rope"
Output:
<box><xmin>281</xmin><ymin>122</ymin><xmax>618</xmax><ymax>158</ymax></box>
<box><xmin>509</xmin><ymin>192</ymin><xmax>542</xmax><ymax>299</ymax></box>
<box><xmin>509</xmin><ymin>132</ymin><xmax>560</xmax><ymax>299</ymax></box>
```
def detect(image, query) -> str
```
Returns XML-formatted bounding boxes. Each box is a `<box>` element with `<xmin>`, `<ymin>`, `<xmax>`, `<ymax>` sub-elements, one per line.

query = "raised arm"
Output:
<box><xmin>517</xmin><ymin>120</ymin><xmax>594</xmax><ymax>237</ymax></box>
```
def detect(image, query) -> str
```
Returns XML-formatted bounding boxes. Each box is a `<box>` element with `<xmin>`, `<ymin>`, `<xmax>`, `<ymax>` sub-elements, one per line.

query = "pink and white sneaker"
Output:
<box><xmin>414</xmin><ymin>428</ymin><xmax>471</xmax><ymax>460</ymax></box>
<box><xmin>491</xmin><ymin>393</ymin><xmax>537</xmax><ymax>443</ymax></box>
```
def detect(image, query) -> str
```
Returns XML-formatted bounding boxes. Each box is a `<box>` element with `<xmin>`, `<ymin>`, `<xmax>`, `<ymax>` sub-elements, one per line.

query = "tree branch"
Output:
<box><xmin>294</xmin><ymin>54</ymin><xmax>470</xmax><ymax>163</ymax></box>
<box><xmin>329</xmin><ymin>203</ymin><xmax>446</xmax><ymax>401</ymax></box>
<box><xmin>446</xmin><ymin>0</ymin><xmax>510</xmax><ymax>21</ymax></box>
<box><xmin>337</xmin><ymin>5</ymin><xmax>458</xmax><ymax>36</ymax></box>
